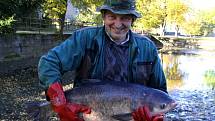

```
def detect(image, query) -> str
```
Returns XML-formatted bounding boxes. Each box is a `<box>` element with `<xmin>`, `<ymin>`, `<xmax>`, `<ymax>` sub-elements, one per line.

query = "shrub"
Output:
<box><xmin>0</xmin><ymin>16</ymin><xmax>15</xmax><ymax>34</ymax></box>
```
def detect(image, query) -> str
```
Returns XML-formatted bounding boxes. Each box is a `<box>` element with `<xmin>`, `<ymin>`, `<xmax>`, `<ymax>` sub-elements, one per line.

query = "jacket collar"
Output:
<box><xmin>128</xmin><ymin>30</ymin><xmax>139</xmax><ymax>60</ymax></box>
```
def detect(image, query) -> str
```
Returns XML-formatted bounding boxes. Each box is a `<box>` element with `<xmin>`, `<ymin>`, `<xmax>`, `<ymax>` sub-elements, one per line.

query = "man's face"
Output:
<box><xmin>103</xmin><ymin>11</ymin><xmax>133</xmax><ymax>41</ymax></box>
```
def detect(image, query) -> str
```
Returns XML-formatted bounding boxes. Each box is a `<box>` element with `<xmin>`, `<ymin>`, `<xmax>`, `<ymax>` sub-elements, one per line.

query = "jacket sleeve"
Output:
<box><xmin>38</xmin><ymin>31</ymin><xmax>86</xmax><ymax>89</ymax></box>
<box><xmin>149</xmin><ymin>48</ymin><xmax>167</xmax><ymax>93</ymax></box>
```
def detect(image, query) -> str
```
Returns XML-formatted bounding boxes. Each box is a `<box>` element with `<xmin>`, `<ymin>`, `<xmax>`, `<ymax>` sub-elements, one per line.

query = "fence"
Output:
<box><xmin>14</xmin><ymin>17</ymin><xmax>96</xmax><ymax>34</ymax></box>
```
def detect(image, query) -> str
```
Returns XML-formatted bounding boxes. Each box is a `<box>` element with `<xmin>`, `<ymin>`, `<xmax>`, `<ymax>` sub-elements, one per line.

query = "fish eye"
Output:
<box><xmin>160</xmin><ymin>103</ymin><xmax>167</xmax><ymax>109</ymax></box>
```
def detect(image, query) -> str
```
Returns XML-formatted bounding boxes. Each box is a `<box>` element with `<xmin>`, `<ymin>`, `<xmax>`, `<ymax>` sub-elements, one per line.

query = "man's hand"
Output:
<box><xmin>47</xmin><ymin>82</ymin><xmax>91</xmax><ymax>121</ymax></box>
<box><xmin>58</xmin><ymin>102</ymin><xmax>91</xmax><ymax>121</ymax></box>
<box><xmin>132</xmin><ymin>106</ymin><xmax>164</xmax><ymax>121</ymax></box>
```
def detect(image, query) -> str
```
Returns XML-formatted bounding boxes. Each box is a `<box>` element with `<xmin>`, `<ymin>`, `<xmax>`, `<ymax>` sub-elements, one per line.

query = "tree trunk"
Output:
<box><xmin>160</xmin><ymin>21</ymin><xmax>166</xmax><ymax>36</ymax></box>
<box><xmin>59</xmin><ymin>14</ymin><xmax>66</xmax><ymax>40</ymax></box>
<box><xmin>160</xmin><ymin>16</ymin><xmax>167</xmax><ymax>37</ymax></box>
<box><xmin>175</xmin><ymin>24</ymin><xmax>179</xmax><ymax>37</ymax></box>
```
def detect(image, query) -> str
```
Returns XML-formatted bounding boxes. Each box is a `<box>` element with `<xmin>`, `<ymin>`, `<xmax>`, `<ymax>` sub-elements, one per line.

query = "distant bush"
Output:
<box><xmin>0</xmin><ymin>16</ymin><xmax>15</xmax><ymax>34</ymax></box>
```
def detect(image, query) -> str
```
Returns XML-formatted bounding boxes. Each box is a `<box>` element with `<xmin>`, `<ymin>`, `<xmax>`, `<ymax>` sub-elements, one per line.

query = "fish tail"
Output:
<box><xmin>25</xmin><ymin>101</ymin><xmax>51</xmax><ymax>121</ymax></box>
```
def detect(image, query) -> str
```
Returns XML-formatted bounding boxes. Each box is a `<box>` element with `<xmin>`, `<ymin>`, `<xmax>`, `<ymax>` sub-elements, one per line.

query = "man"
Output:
<box><xmin>38</xmin><ymin>0</ymin><xmax>167</xmax><ymax>120</ymax></box>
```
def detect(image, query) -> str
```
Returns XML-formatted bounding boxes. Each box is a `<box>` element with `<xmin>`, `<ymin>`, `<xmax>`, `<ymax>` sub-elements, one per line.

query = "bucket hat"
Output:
<box><xmin>97</xmin><ymin>0</ymin><xmax>141</xmax><ymax>18</ymax></box>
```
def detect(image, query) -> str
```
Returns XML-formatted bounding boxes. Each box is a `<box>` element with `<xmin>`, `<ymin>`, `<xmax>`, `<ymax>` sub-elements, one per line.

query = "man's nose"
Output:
<box><xmin>114</xmin><ymin>18</ymin><xmax>123</xmax><ymax>28</ymax></box>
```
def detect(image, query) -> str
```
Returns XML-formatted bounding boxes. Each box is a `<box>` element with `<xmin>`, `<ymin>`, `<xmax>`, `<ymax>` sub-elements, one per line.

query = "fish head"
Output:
<box><xmin>140</xmin><ymin>89</ymin><xmax>177</xmax><ymax>116</ymax></box>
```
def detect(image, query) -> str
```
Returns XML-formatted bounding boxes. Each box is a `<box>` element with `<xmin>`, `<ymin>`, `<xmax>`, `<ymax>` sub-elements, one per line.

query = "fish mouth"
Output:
<box><xmin>171</xmin><ymin>101</ymin><xmax>178</xmax><ymax>109</ymax></box>
<box><xmin>151</xmin><ymin>101</ymin><xmax>178</xmax><ymax>116</ymax></box>
<box><xmin>163</xmin><ymin>101</ymin><xmax>178</xmax><ymax>113</ymax></box>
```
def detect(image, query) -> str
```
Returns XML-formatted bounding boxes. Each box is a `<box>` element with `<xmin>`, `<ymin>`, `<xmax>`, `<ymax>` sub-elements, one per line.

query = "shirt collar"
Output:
<box><xmin>105</xmin><ymin>30</ymin><xmax>130</xmax><ymax>45</ymax></box>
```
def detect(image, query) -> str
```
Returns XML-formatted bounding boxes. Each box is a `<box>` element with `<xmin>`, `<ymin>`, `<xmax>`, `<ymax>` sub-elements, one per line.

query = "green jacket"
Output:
<box><xmin>38</xmin><ymin>26</ymin><xmax>167</xmax><ymax>92</ymax></box>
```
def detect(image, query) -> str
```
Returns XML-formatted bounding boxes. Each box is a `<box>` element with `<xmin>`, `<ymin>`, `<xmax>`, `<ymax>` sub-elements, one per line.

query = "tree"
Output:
<box><xmin>0</xmin><ymin>0</ymin><xmax>43</xmax><ymax>33</ymax></box>
<box><xmin>42</xmin><ymin>0</ymin><xmax>103</xmax><ymax>36</ymax></box>
<box><xmin>16</xmin><ymin>0</ymin><xmax>44</xmax><ymax>18</ymax></box>
<box><xmin>181</xmin><ymin>19</ymin><xmax>202</xmax><ymax>36</ymax></box>
<box><xmin>0</xmin><ymin>0</ymin><xmax>15</xmax><ymax>19</ymax></box>
<box><xmin>133</xmin><ymin>0</ymin><xmax>189</xmax><ymax>36</ymax></box>
<box><xmin>135</xmin><ymin>0</ymin><xmax>167</xmax><ymax>33</ymax></box>
<box><xmin>41</xmin><ymin>0</ymin><xmax>187</xmax><ymax>36</ymax></box>
<box><xmin>198</xmin><ymin>9</ymin><xmax>215</xmax><ymax>36</ymax></box>
<box><xmin>42</xmin><ymin>0</ymin><xmax>67</xmax><ymax>36</ymax></box>
<box><xmin>70</xmin><ymin>0</ymin><xmax>103</xmax><ymax>25</ymax></box>
<box><xmin>166</xmin><ymin>0</ymin><xmax>189</xmax><ymax>37</ymax></box>
<box><xmin>182</xmin><ymin>8</ymin><xmax>215</xmax><ymax>36</ymax></box>
<box><xmin>0</xmin><ymin>0</ymin><xmax>43</xmax><ymax>18</ymax></box>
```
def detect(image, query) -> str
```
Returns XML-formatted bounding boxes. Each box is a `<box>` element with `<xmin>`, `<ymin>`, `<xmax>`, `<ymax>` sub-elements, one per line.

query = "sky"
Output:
<box><xmin>189</xmin><ymin>0</ymin><xmax>215</xmax><ymax>10</ymax></box>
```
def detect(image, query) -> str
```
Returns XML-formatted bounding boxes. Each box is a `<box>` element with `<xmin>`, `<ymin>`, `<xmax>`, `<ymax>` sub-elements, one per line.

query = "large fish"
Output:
<box><xmin>26</xmin><ymin>79</ymin><xmax>177</xmax><ymax>121</ymax></box>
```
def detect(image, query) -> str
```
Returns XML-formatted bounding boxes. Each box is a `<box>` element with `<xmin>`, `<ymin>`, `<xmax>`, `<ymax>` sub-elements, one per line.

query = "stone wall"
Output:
<box><xmin>0</xmin><ymin>34</ymin><xmax>70</xmax><ymax>73</ymax></box>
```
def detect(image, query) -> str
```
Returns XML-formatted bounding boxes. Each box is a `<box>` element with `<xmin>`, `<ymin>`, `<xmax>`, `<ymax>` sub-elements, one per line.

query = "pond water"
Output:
<box><xmin>160</xmin><ymin>48</ymin><xmax>215</xmax><ymax>120</ymax></box>
<box><xmin>160</xmin><ymin>49</ymin><xmax>215</xmax><ymax>91</ymax></box>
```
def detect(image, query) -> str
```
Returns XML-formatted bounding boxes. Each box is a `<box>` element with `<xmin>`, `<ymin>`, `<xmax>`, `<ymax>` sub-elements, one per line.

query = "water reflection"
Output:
<box><xmin>160</xmin><ymin>50</ymin><xmax>215</xmax><ymax>91</ymax></box>
<box><xmin>161</xmin><ymin>54</ymin><xmax>186</xmax><ymax>91</ymax></box>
